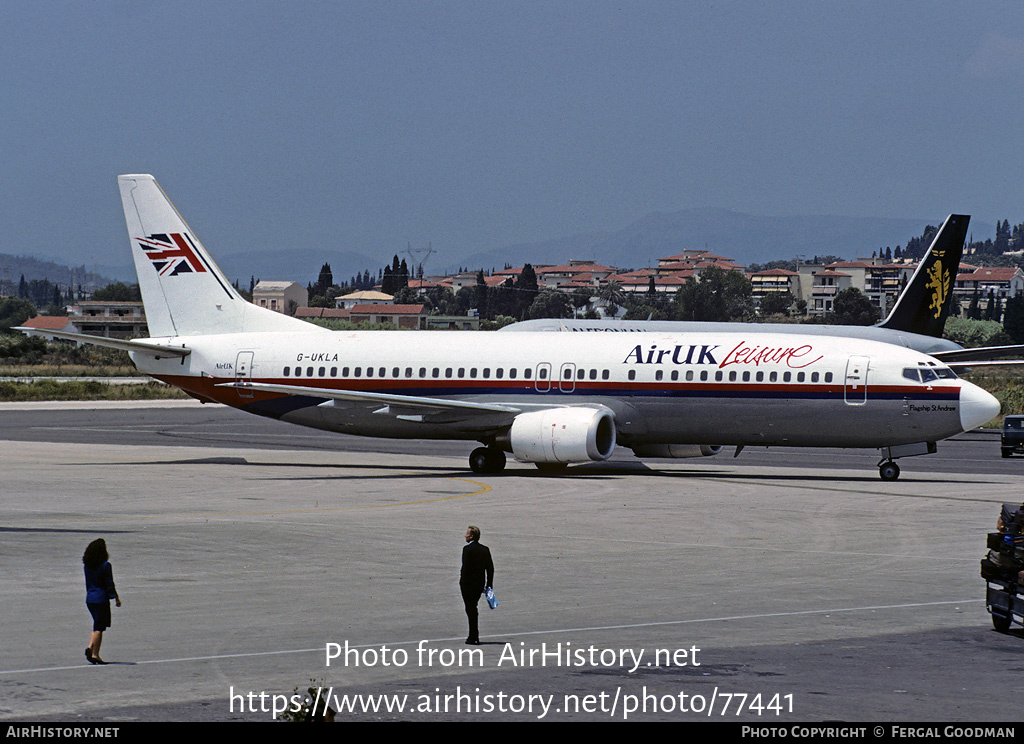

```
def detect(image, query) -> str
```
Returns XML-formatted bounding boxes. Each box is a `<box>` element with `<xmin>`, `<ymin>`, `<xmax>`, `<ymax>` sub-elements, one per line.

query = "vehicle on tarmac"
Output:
<box><xmin>982</xmin><ymin>503</ymin><xmax>1024</xmax><ymax>632</ymax></box>
<box><xmin>1001</xmin><ymin>415</ymin><xmax>1024</xmax><ymax>458</ymax></box>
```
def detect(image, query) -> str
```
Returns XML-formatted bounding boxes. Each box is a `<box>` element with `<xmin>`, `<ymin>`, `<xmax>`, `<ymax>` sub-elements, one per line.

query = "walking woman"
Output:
<box><xmin>83</xmin><ymin>539</ymin><xmax>121</xmax><ymax>664</ymax></box>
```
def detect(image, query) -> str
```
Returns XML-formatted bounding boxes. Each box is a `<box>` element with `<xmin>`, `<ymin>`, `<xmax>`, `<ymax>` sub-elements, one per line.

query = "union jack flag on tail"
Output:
<box><xmin>136</xmin><ymin>233</ymin><xmax>208</xmax><ymax>275</ymax></box>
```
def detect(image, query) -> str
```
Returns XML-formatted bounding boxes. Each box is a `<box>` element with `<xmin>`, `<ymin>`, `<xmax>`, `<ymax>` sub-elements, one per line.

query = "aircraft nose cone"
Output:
<box><xmin>960</xmin><ymin>381</ymin><xmax>1000</xmax><ymax>432</ymax></box>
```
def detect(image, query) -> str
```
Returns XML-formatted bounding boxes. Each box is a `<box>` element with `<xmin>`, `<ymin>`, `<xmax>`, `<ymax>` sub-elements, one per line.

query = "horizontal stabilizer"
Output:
<box><xmin>946</xmin><ymin>359</ymin><xmax>1024</xmax><ymax>369</ymax></box>
<box><xmin>931</xmin><ymin>344</ymin><xmax>1024</xmax><ymax>363</ymax></box>
<box><xmin>14</xmin><ymin>327</ymin><xmax>191</xmax><ymax>358</ymax></box>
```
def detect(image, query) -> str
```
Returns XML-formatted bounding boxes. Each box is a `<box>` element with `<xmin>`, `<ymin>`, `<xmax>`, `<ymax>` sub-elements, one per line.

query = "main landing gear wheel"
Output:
<box><xmin>992</xmin><ymin>611</ymin><xmax>1012</xmax><ymax>633</ymax></box>
<box><xmin>469</xmin><ymin>447</ymin><xmax>506</xmax><ymax>474</ymax></box>
<box><xmin>879</xmin><ymin>461</ymin><xmax>900</xmax><ymax>481</ymax></box>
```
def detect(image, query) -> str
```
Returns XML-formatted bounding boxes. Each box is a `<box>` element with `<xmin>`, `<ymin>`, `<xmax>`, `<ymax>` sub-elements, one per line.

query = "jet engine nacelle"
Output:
<box><xmin>630</xmin><ymin>444</ymin><xmax>723</xmax><ymax>458</ymax></box>
<box><xmin>508</xmin><ymin>407</ymin><xmax>616</xmax><ymax>464</ymax></box>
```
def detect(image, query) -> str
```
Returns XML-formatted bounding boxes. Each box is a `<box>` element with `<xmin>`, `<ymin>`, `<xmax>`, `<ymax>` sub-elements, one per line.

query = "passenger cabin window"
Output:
<box><xmin>330</xmin><ymin>367</ymin><xmax>337</xmax><ymax>377</ymax></box>
<box><xmin>628</xmin><ymin>370</ymin><xmax>636</xmax><ymax>380</ymax></box>
<box><xmin>354</xmin><ymin>367</ymin><xmax>361</xmax><ymax>377</ymax></box>
<box><xmin>824</xmin><ymin>372</ymin><xmax>833</xmax><ymax>383</ymax></box>
<box><xmin>655</xmin><ymin>370</ymin><xmax>663</xmax><ymax>381</ymax></box>
<box><xmin>525</xmin><ymin>369</ymin><xmax>532</xmax><ymax>379</ymax></box>
<box><xmin>284</xmin><ymin>366</ymin><xmax>291</xmax><ymax>376</ymax></box>
<box><xmin>319</xmin><ymin>367</ymin><xmax>325</xmax><ymax>377</ymax></box>
<box><xmin>306</xmin><ymin>367</ymin><xmax>313</xmax><ymax>376</ymax></box>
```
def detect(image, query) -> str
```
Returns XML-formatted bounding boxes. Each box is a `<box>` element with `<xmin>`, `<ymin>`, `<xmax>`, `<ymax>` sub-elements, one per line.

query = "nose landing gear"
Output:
<box><xmin>878</xmin><ymin>460</ymin><xmax>900</xmax><ymax>481</ymax></box>
<box><xmin>876</xmin><ymin>442</ymin><xmax>937</xmax><ymax>481</ymax></box>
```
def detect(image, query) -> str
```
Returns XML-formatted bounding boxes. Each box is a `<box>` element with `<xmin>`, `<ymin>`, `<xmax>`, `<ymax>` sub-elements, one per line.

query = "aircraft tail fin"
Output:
<box><xmin>118</xmin><ymin>174</ymin><xmax>315</xmax><ymax>338</ymax></box>
<box><xmin>877</xmin><ymin>213</ymin><xmax>969</xmax><ymax>337</ymax></box>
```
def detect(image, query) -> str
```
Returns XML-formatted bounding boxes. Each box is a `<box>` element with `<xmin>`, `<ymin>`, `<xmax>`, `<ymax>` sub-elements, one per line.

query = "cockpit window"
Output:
<box><xmin>904</xmin><ymin>366</ymin><xmax>958</xmax><ymax>383</ymax></box>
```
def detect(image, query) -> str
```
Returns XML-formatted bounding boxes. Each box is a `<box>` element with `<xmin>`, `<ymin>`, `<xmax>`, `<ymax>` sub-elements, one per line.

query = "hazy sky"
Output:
<box><xmin>2</xmin><ymin>1</ymin><xmax>1023</xmax><ymax>272</ymax></box>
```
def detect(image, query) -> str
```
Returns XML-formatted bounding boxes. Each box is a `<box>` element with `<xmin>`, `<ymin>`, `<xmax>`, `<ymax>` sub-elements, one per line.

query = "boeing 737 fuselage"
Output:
<box><xmin>17</xmin><ymin>176</ymin><xmax>1001</xmax><ymax>480</ymax></box>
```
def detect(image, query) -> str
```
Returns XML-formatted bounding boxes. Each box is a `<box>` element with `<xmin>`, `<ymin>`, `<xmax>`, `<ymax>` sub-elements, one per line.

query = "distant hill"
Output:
<box><xmin>216</xmin><ymin>247</ymin><xmax>383</xmax><ymax>287</ymax></box>
<box><xmin>0</xmin><ymin>248</ymin><xmax>385</xmax><ymax>294</ymax></box>
<box><xmin>6</xmin><ymin>209</ymin><xmax>994</xmax><ymax>291</ymax></box>
<box><xmin>457</xmin><ymin>208</ymin><xmax>990</xmax><ymax>271</ymax></box>
<box><xmin>450</xmin><ymin>232</ymin><xmax>609</xmax><ymax>274</ymax></box>
<box><xmin>0</xmin><ymin>253</ymin><xmax>118</xmax><ymax>292</ymax></box>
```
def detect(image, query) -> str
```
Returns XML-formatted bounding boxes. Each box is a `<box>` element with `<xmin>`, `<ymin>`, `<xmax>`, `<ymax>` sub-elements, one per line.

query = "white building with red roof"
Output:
<box><xmin>20</xmin><ymin>315</ymin><xmax>79</xmax><ymax>335</ymax></box>
<box><xmin>348</xmin><ymin>304</ymin><xmax>427</xmax><ymax>329</ymax></box>
<box><xmin>750</xmin><ymin>268</ymin><xmax>800</xmax><ymax>299</ymax></box>
<box><xmin>955</xmin><ymin>266</ymin><xmax>1024</xmax><ymax>301</ymax></box>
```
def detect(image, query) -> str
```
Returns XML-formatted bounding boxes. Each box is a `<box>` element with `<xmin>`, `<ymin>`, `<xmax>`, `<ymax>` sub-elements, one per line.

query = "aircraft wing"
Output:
<box><xmin>14</xmin><ymin>327</ymin><xmax>191</xmax><ymax>358</ymax></box>
<box><xmin>216</xmin><ymin>381</ymin><xmax>522</xmax><ymax>423</ymax></box>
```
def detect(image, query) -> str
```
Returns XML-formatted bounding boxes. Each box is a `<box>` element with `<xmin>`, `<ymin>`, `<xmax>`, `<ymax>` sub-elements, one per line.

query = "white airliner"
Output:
<box><xmin>502</xmin><ymin>214</ymin><xmax>1024</xmax><ymax>366</ymax></box>
<box><xmin>18</xmin><ymin>175</ymin><xmax>1001</xmax><ymax>481</ymax></box>
<box><xmin>501</xmin><ymin>213</ymin><xmax>972</xmax><ymax>358</ymax></box>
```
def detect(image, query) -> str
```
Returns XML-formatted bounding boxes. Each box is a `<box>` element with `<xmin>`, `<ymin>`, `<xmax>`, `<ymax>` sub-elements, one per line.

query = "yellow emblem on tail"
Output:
<box><xmin>925</xmin><ymin>249</ymin><xmax>950</xmax><ymax>319</ymax></box>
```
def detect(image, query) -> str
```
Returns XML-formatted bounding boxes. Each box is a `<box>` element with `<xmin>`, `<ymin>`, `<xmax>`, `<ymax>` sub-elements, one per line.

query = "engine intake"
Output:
<box><xmin>508</xmin><ymin>407</ymin><xmax>616</xmax><ymax>464</ymax></box>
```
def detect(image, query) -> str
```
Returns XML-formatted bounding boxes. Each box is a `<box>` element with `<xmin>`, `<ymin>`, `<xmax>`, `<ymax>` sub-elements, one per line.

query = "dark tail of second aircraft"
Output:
<box><xmin>877</xmin><ymin>214</ymin><xmax>969</xmax><ymax>338</ymax></box>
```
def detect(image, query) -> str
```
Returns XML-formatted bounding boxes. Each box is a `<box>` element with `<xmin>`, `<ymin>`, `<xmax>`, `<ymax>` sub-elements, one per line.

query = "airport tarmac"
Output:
<box><xmin>2</xmin><ymin>400</ymin><xmax>1023</xmax><ymax>722</ymax></box>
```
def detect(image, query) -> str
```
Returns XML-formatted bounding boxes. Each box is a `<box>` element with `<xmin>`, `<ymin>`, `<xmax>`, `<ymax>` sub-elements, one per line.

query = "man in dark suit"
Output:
<box><xmin>460</xmin><ymin>525</ymin><xmax>494</xmax><ymax>645</ymax></box>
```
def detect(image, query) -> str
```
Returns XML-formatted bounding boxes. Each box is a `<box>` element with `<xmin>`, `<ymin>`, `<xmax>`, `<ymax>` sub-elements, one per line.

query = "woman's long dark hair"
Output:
<box><xmin>83</xmin><ymin>539</ymin><xmax>109</xmax><ymax>569</ymax></box>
